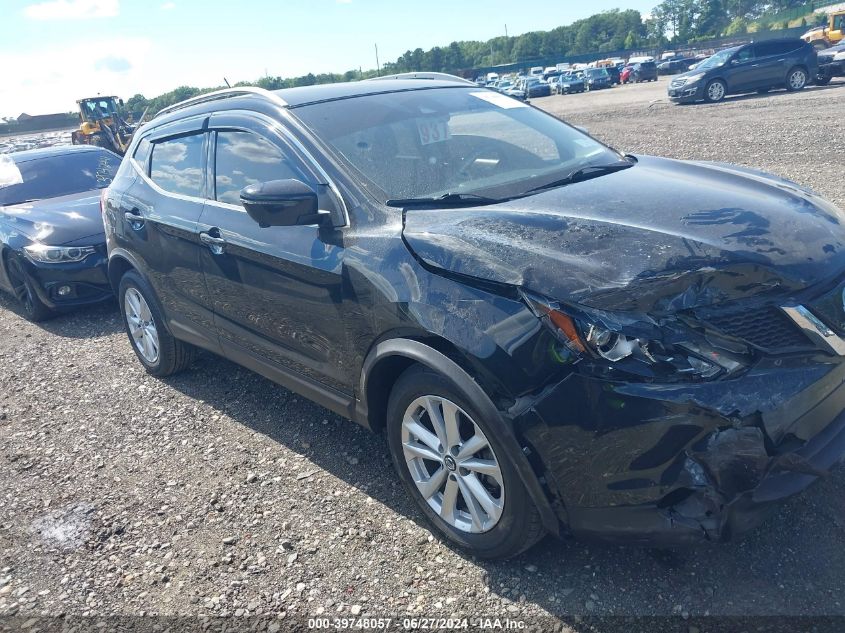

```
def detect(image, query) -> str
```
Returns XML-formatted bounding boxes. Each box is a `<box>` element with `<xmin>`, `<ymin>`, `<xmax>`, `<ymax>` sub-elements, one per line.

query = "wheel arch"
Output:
<box><xmin>107</xmin><ymin>250</ymin><xmax>140</xmax><ymax>293</ymax></box>
<box><xmin>786</xmin><ymin>63</ymin><xmax>809</xmax><ymax>79</ymax></box>
<box><xmin>358</xmin><ymin>336</ymin><xmax>560</xmax><ymax>535</ymax></box>
<box><xmin>0</xmin><ymin>244</ymin><xmax>14</xmax><ymax>288</ymax></box>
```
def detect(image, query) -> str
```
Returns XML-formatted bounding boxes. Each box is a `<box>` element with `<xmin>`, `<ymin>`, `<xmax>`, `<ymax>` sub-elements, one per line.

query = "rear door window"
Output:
<box><xmin>754</xmin><ymin>42</ymin><xmax>785</xmax><ymax>58</ymax></box>
<box><xmin>213</xmin><ymin>130</ymin><xmax>304</xmax><ymax>206</ymax></box>
<box><xmin>150</xmin><ymin>133</ymin><xmax>205</xmax><ymax>198</ymax></box>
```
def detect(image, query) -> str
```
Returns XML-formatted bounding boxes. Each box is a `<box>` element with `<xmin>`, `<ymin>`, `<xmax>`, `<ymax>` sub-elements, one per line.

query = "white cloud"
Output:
<box><xmin>23</xmin><ymin>0</ymin><xmax>119</xmax><ymax>20</ymax></box>
<box><xmin>160</xmin><ymin>2</ymin><xmax>176</xmax><ymax>9</ymax></box>
<box><xmin>0</xmin><ymin>37</ymin><xmax>153</xmax><ymax>116</ymax></box>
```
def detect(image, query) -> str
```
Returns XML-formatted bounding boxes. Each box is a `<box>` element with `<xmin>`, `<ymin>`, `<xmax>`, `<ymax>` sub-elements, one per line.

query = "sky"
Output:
<box><xmin>0</xmin><ymin>0</ymin><xmax>655</xmax><ymax>117</ymax></box>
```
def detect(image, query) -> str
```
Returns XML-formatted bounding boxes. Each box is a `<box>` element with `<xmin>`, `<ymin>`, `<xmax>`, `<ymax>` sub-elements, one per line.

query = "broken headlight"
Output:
<box><xmin>522</xmin><ymin>291</ymin><xmax>744</xmax><ymax>381</ymax></box>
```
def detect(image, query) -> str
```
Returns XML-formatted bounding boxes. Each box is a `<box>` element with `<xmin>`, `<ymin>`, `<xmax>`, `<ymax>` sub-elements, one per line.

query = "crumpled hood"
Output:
<box><xmin>402</xmin><ymin>155</ymin><xmax>845</xmax><ymax>314</ymax></box>
<box><xmin>0</xmin><ymin>190</ymin><xmax>105</xmax><ymax>245</ymax></box>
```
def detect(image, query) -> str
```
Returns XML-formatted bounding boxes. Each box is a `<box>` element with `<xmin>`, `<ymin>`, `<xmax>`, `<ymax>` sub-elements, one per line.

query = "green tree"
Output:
<box><xmin>724</xmin><ymin>16</ymin><xmax>748</xmax><ymax>35</ymax></box>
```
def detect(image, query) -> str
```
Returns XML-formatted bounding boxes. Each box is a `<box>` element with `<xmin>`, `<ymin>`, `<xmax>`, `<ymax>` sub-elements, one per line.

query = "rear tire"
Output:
<box><xmin>118</xmin><ymin>270</ymin><xmax>196</xmax><ymax>376</ymax></box>
<box><xmin>386</xmin><ymin>365</ymin><xmax>545</xmax><ymax>559</ymax></box>
<box><xmin>4</xmin><ymin>254</ymin><xmax>53</xmax><ymax>322</ymax></box>
<box><xmin>785</xmin><ymin>66</ymin><xmax>808</xmax><ymax>92</ymax></box>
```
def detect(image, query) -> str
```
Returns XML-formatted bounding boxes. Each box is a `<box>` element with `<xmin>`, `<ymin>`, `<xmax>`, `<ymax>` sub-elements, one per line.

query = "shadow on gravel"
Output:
<box><xmin>158</xmin><ymin>352</ymin><xmax>845</xmax><ymax>620</ymax></box>
<box><xmin>0</xmin><ymin>290</ymin><xmax>121</xmax><ymax>338</ymax></box>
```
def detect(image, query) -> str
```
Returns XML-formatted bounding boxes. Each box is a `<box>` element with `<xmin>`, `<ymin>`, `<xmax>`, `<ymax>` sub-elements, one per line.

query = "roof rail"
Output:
<box><xmin>154</xmin><ymin>86</ymin><xmax>288</xmax><ymax>119</ymax></box>
<box><xmin>367</xmin><ymin>72</ymin><xmax>475</xmax><ymax>85</ymax></box>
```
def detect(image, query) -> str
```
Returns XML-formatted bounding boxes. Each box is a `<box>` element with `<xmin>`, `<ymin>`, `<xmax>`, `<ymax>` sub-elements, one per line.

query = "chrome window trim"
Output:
<box><xmin>209</xmin><ymin>110</ymin><xmax>350</xmax><ymax>228</ymax></box>
<box><xmin>205</xmin><ymin>199</ymin><xmax>245</xmax><ymax>213</ymax></box>
<box><xmin>130</xmin><ymin>155</ymin><xmax>207</xmax><ymax>205</ymax></box>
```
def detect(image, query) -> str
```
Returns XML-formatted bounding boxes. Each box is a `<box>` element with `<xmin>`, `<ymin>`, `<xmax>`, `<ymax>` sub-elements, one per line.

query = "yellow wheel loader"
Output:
<box><xmin>802</xmin><ymin>9</ymin><xmax>845</xmax><ymax>50</ymax></box>
<box><xmin>71</xmin><ymin>96</ymin><xmax>146</xmax><ymax>156</ymax></box>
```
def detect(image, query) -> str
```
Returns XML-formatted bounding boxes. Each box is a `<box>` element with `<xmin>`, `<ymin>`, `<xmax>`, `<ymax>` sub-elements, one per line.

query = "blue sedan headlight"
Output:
<box><xmin>23</xmin><ymin>243</ymin><xmax>96</xmax><ymax>264</ymax></box>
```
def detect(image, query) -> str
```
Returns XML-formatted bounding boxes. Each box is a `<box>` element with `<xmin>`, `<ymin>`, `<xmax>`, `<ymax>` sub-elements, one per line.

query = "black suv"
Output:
<box><xmin>630</xmin><ymin>60</ymin><xmax>658</xmax><ymax>82</ymax></box>
<box><xmin>669</xmin><ymin>38</ymin><xmax>817</xmax><ymax>103</ymax></box>
<box><xmin>104</xmin><ymin>79</ymin><xmax>845</xmax><ymax>558</ymax></box>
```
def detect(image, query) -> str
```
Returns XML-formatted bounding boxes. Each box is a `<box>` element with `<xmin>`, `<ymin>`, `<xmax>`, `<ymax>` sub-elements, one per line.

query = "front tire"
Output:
<box><xmin>704</xmin><ymin>79</ymin><xmax>727</xmax><ymax>103</ymax></box>
<box><xmin>4</xmin><ymin>254</ymin><xmax>53</xmax><ymax>322</ymax></box>
<box><xmin>386</xmin><ymin>365</ymin><xmax>545</xmax><ymax>559</ymax></box>
<box><xmin>118</xmin><ymin>270</ymin><xmax>196</xmax><ymax>376</ymax></box>
<box><xmin>786</xmin><ymin>66</ymin><xmax>808</xmax><ymax>92</ymax></box>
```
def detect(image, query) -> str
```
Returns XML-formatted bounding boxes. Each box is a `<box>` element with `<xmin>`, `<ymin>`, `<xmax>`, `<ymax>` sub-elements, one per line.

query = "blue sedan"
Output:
<box><xmin>0</xmin><ymin>146</ymin><xmax>120</xmax><ymax>321</ymax></box>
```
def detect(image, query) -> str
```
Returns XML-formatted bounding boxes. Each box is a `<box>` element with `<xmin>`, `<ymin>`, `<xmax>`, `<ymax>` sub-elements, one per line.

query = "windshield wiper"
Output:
<box><xmin>385</xmin><ymin>192</ymin><xmax>504</xmax><ymax>208</ymax></box>
<box><xmin>525</xmin><ymin>160</ymin><xmax>635</xmax><ymax>194</ymax></box>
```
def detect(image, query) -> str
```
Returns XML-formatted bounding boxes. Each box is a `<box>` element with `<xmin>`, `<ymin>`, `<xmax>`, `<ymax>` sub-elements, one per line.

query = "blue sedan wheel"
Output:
<box><xmin>5</xmin><ymin>255</ymin><xmax>52</xmax><ymax>322</ymax></box>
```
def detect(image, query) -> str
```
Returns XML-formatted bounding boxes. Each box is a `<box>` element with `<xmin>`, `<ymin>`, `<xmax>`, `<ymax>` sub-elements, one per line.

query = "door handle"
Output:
<box><xmin>124</xmin><ymin>210</ymin><xmax>144</xmax><ymax>230</ymax></box>
<box><xmin>200</xmin><ymin>230</ymin><xmax>226</xmax><ymax>254</ymax></box>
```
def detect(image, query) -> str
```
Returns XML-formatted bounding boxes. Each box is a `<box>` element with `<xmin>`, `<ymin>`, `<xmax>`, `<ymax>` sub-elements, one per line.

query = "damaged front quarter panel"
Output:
<box><xmin>396</xmin><ymin>153</ymin><xmax>845</xmax><ymax>545</ymax></box>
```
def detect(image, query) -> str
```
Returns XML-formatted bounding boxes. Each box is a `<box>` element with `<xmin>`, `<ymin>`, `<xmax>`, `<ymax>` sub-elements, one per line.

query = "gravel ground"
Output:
<box><xmin>2</xmin><ymin>78</ymin><xmax>845</xmax><ymax>632</ymax></box>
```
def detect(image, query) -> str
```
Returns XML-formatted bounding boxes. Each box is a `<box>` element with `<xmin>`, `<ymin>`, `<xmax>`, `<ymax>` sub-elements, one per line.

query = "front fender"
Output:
<box><xmin>358</xmin><ymin>338</ymin><xmax>560</xmax><ymax>536</ymax></box>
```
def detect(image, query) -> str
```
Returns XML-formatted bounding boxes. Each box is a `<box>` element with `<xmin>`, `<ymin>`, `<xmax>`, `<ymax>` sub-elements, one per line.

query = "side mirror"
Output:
<box><xmin>240</xmin><ymin>179</ymin><xmax>327</xmax><ymax>228</ymax></box>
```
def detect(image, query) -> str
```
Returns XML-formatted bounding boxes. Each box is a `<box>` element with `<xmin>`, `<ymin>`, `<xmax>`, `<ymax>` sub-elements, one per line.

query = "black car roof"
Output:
<box><xmin>274</xmin><ymin>79</ymin><xmax>470</xmax><ymax>108</ymax></box>
<box><xmin>5</xmin><ymin>145</ymin><xmax>107</xmax><ymax>164</ymax></box>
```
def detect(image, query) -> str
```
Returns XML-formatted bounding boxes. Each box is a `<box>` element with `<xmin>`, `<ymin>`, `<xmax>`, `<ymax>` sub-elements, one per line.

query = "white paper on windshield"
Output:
<box><xmin>0</xmin><ymin>154</ymin><xmax>23</xmax><ymax>189</ymax></box>
<box><xmin>416</xmin><ymin>117</ymin><xmax>451</xmax><ymax>145</ymax></box>
<box><xmin>470</xmin><ymin>91</ymin><xmax>529</xmax><ymax>109</ymax></box>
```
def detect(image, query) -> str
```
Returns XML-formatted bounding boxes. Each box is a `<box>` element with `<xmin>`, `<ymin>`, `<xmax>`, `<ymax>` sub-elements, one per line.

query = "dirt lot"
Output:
<box><xmin>2</xmin><ymin>77</ymin><xmax>845</xmax><ymax>631</ymax></box>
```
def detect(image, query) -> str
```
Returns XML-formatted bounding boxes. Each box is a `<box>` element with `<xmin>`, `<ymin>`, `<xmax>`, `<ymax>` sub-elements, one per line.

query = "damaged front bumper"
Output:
<box><xmin>516</xmin><ymin>355</ymin><xmax>845</xmax><ymax>545</ymax></box>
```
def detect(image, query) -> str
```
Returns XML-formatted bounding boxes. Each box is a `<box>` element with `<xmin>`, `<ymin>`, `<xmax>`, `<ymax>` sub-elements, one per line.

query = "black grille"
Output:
<box><xmin>705</xmin><ymin>306</ymin><xmax>810</xmax><ymax>351</ymax></box>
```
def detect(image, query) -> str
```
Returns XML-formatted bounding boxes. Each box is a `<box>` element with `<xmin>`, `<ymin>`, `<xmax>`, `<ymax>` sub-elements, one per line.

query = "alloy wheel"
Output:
<box><xmin>789</xmin><ymin>69</ymin><xmax>806</xmax><ymax>90</ymax></box>
<box><xmin>707</xmin><ymin>81</ymin><xmax>725</xmax><ymax>101</ymax></box>
<box><xmin>401</xmin><ymin>395</ymin><xmax>504</xmax><ymax>533</ymax></box>
<box><xmin>124</xmin><ymin>287</ymin><xmax>160</xmax><ymax>364</ymax></box>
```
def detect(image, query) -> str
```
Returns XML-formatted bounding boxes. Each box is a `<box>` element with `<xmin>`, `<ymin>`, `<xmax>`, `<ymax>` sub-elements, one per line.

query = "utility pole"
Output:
<box><xmin>505</xmin><ymin>23</ymin><xmax>508</xmax><ymax>37</ymax></box>
<box><xmin>375</xmin><ymin>43</ymin><xmax>381</xmax><ymax>76</ymax></box>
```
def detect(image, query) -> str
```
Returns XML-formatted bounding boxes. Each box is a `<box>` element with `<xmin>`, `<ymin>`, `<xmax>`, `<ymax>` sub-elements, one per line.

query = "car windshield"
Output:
<box><xmin>293</xmin><ymin>86</ymin><xmax>621</xmax><ymax>202</ymax></box>
<box><xmin>586</xmin><ymin>69</ymin><xmax>609</xmax><ymax>78</ymax></box>
<box><xmin>0</xmin><ymin>150</ymin><xmax>120</xmax><ymax>206</ymax></box>
<box><xmin>696</xmin><ymin>49</ymin><xmax>735</xmax><ymax>70</ymax></box>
